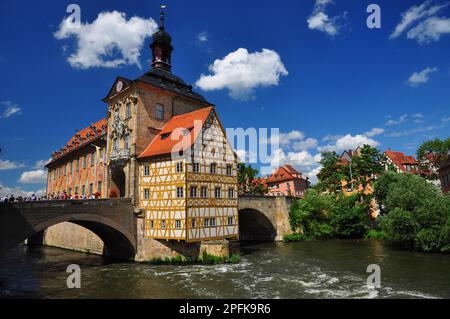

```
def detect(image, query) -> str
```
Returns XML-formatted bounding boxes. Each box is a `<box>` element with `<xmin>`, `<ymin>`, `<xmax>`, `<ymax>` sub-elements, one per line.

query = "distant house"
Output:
<box><xmin>438</xmin><ymin>158</ymin><xmax>450</xmax><ymax>193</ymax></box>
<box><xmin>256</xmin><ymin>165</ymin><xmax>310</xmax><ymax>198</ymax></box>
<box><xmin>384</xmin><ymin>150</ymin><xmax>422</xmax><ymax>174</ymax></box>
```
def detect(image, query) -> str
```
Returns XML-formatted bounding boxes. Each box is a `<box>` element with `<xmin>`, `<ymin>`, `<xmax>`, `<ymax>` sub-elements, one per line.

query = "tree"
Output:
<box><xmin>289</xmin><ymin>189</ymin><xmax>334</xmax><ymax>238</ymax></box>
<box><xmin>237</xmin><ymin>163</ymin><xmax>266</xmax><ymax>195</ymax></box>
<box><xmin>330</xmin><ymin>194</ymin><xmax>370</xmax><ymax>239</ymax></box>
<box><xmin>417</xmin><ymin>138</ymin><xmax>450</xmax><ymax>179</ymax></box>
<box><xmin>316</xmin><ymin>151</ymin><xmax>347</xmax><ymax>194</ymax></box>
<box><xmin>373</xmin><ymin>171</ymin><xmax>401</xmax><ymax>215</ymax></box>
<box><xmin>379</xmin><ymin>173</ymin><xmax>450</xmax><ymax>253</ymax></box>
<box><xmin>352</xmin><ymin>145</ymin><xmax>384</xmax><ymax>189</ymax></box>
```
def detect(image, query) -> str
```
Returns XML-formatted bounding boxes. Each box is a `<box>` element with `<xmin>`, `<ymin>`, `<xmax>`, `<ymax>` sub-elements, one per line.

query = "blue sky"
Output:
<box><xmin>0</xmin><ymin>0</ymin><xmax>449</xmax><ymax>195</ymax></box>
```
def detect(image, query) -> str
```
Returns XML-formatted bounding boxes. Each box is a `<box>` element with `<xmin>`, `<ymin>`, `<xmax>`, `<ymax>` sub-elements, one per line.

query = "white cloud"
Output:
<box><xmin>390</xmin><ymin>0</ymin><xmax>448</xmax><ymax>39</ymax></box>
<box><xmin>386</xmin><ymin>114</ymin><xmax>409</xmax><ymax>126</ymax></box>
<box><xmin>407</xmin><ymin>16</ymin><xmax>450</xmax><ymax>43</ymax></box>
<box><xmin>307</xmin><ymin>0</ymin><xmax>346</xmax><ymax>36</ymax></box>
<box><xmin>195</xmin><ymin>48</ymin><xmax>288</xmax><ymax>100</ymax></box>
<box><xmin>197</xmin><ymin>32</ymin><xmax>208</xmax><ymax>42</ymax></box>
<box><xmin>0</xmin><ymin>181</ymin><xmax>45</xmax><ymax>198</ymax></box>
<box><xmin>34</xmin><ymin>159</ymin><xmax>51</xmax><ymax>169</ymax></box>
<box><xmin>292</xmin><ymin>138</ymin><xmax>319</xmax><ymax>151</ymax></box>
<box><xmin>54</xmin><ymin>11</ymin><xmax>157</xmax><ymax>69</ymax></box>
<box><xmin>412</xmin><ymin>113</ymin><xmax>424</xmax><ymax>123</ymax></box>
<box><xmin>386</xmin><ymin>125</ymin><xmax>442</xmax><ymax>137</ymax></box>
<box><xmin>318</xmin><ymin>134</ymin><xmax>380</xmax><ymax>153</ymax></box>
<box><xmin>0</xmin><ymin>159</ymin><xmax>24</xmax><ymax>170</ymax></box>
<box><xmin>363</xmin><ymin>127</ymin><xmax>385</xmax><ymax>138</ymax></box>
<box><xmin>18</xmin><ymin>170</ymin><xmax>47</xmax><ymax>184</ymax></box>
<box><xmin>407</xmin><ymin>67</ymin><xmax>437</xmax><ymax>87</ymax></box>
<box><xmin>1</xmin><ymin>101</ymin><xmax>22</xmax><ymax>119</ymax></box>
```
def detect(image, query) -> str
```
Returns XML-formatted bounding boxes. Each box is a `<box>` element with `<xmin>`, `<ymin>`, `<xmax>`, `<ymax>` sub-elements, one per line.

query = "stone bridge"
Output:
<box><xmin>0</xmin><ymin>199</ymin><xmax>136</xmax><ymax>259</ymax></box>
<box><xmin>238</xmin><ymin>195</ymin><xmax>293</xmax><ymax>241</ymax></box>
<box><xmin>0</xmin><ymin>196</ymin><xmax>294</xmax><ymax>259</ymax></box>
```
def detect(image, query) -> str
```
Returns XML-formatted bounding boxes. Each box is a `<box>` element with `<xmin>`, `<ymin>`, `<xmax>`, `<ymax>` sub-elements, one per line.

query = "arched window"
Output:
<box><xmin>155</xmin><ymin>104</ymin><xmax>164</xmax><ymax>120</ymax></box>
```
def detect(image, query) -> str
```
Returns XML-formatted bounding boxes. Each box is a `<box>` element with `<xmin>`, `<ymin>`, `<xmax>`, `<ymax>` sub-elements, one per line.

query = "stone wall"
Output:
<box><xmin>43</xmin><ymin>222</ymin><xmax>104</xmax><ymax>255</ymax></box>
<box><xmin>41</xmin><ymin>218</ymin><xmax>231</xmax><ymax>262</ymax></box>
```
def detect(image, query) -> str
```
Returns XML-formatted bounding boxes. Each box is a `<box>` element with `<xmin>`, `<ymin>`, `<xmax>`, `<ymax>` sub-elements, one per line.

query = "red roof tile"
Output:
<box><xmin>138</xmin><ymin>107</ymin><xmax>213</xmax><ymax>159</ymax></box>
<box><xmin>385</xmin><ymin>150</ymin><xmax>419</xmax><ymax>173</ymax></box>
<box><xmin>49</xmin><ymin>118</ymin><xmax>107</xmax><ymax>163</ymax></box>
<box><xmin>257</xmin><ymin>165</ymin><xmax>305</xmax><ymax>184</ymax></box>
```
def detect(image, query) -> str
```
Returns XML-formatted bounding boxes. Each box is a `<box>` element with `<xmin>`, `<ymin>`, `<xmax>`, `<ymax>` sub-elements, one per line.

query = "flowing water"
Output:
<box><xmin>0</xmin><ymin>240</ymin><xmax>449</xmax><ymax>299</ymax></box>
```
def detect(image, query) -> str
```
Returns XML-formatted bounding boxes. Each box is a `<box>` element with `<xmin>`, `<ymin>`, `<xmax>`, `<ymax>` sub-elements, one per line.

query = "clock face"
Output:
<box><xmin>116</xmin><ymin>81</ymin><xmax>123</xmax><ymax>93</ymax></box>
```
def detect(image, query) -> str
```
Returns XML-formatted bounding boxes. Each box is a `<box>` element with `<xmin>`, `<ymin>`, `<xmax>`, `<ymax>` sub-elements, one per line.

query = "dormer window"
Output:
<box><xmin>161</xmin><ymin>133</ymin><xmax>170</xmax><ymax>140</ymax></box>
<box><xmin>155</xmin><ymin>104</ymin><xmax>164</xmax><ymax>120</ymax></box>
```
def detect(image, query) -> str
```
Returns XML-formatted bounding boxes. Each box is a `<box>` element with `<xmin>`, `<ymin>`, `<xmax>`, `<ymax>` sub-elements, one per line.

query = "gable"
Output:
<box><xmin>102</xmin><ymin>76</ymin><xmax>132</xmax><ymax>102</ymax></box>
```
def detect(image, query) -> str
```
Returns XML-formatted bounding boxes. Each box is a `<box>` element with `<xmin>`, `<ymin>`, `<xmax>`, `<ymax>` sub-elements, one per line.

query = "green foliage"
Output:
<box><xmin>352</xmin><ymin>145</ymin><xmax>384</xmax><ymax>188</ymax></box>
<box><xmin>289</xmin><ymin>189</ymin><xmax>335</xmax><ymax>239</ymax></box>
<box><xmin>365</xmin><ymin>229</ymin><xmax>388</xmax><ymax>240</ymax></box>
<box><xmin>199</xmin><ymin>251</ymin><xmax>240</xmax><ymax>264</ymax></box>
<box><xmin>147</xmin><ymin>253</ymin><xmax>240</xmax><ymax>265</ymax></box>
<box><xmin>330</xmin><ymin>194</ymin><xmax>370</xmax><ymax>239</ymax></box>
<box><xmin>289</xmin><ymin>190</ymin><xmax>371</xmax><ymax>240</ymax></box>
<box><xmin>237</xmin><ymin>163</ymin><xmax>267</xmax><ymax>195</ymax></box>
<box><xmin>374</xmin><ymin>171</ymin><xmax>402</xmax><ymax>215</ymax></box>
<box><xmin>317</xmin><ymin>145</ymin><xmax>384</xmax><ymax>193</ymax></box>
<box><xmin>379</xmin><ymin>172</ymin><xmax>450</xmax><ymax>253</ymax></box>
<box><xmin>316</xmin><ymin>152</ymin><xmax>346</xmax><ymax>194</ymax></box>
<box><xmin>283</xmin><ymin>233</ymin><xmax>307</xmax><ymax>242</ymax></box>
<box><xmin>417</xmin><ymin>138</ymin><xmax>450</xmax><ymax>179</ymax></box>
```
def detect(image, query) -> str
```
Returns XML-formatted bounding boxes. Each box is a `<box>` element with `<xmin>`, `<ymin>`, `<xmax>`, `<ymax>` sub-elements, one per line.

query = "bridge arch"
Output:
<box><xmin>238</xmin><ymin>208</ymin><xmax>277</xmax><ymax>241</ymax></box>
<box><xmin>0</xmin><ymin>199</ymin><xmax>136</xmax><ymax>260</ymax></box>
<box><xmin>238</xmin><ymin>195</ymin><xmax>293</xmax><ymax>242</ymax></box>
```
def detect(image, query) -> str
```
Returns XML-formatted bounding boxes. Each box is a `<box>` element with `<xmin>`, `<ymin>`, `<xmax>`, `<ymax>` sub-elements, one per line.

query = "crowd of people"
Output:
<box><xmin>1</xmin><ymin>191</ymin><xmax>102</xmax><ymax>202</ymax></box>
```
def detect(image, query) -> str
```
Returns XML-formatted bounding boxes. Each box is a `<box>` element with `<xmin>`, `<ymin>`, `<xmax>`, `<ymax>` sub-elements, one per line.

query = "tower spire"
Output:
<box><xmin>160</xmin><ymin>5</ymin><xmax>166</xmax><ymax>29</ymax></box>
<box><xmin>150</xmin><ymin>5</ymin><xmax>173</xmax><ymax>72</ymax></box>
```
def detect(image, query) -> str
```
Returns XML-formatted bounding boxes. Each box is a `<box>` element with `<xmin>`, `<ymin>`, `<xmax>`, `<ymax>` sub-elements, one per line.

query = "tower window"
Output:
<box><xmin>126</xmin><ymin>103</ymin><xmax>132</xmax><ymax>119</ymax></box>
<box><xmin>175</xmin><ymin>220</ymin><xmax>181</xmax><ymax>229</ymax></box>
<box><xmin>226</xmin><ymin>164</ymin><xmax>232</xmax><ymax>176</ymax></box>
<box><xmin>176</xmin><ymin>162</ymin><xmax>183</xmax><ymax>173</ymax></box>
<box><xmin>228</xmin><ymin>217</ymin><xmax>234</xmax><ymax>225</ymax></box>
<box><xmin>155</xmin><ymin>104</ymin><xmax>164</xmax><ymax>120</ymax></box>
<box><xmin>144</xmin><ymin>188</ymin><xmax>150</xmax><ymax>200</ymax></box>
<box><xmin>144</xmin><ymin>165</ymin><xmax>150</xmax><ymax>176</ymax></box>
<box><xmin>125</xmin><ymin>134</ymin><xmax>131</xmax><ymax>150</ymax></box>
<box><xmin>91</xmin><ymin>152</ymin><xmax>96</xmax><ymax>166</ymax></box>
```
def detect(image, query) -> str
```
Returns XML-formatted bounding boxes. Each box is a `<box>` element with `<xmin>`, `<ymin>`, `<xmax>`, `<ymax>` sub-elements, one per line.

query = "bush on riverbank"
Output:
<box><xmin>289</xmin><ymin>189</ymin><xmax>371</xmax><ymax>240</ymax></box>
<box><xmin>376</xmin><ymin>173</ymin><xmax>450</xmax><ymax>253</ymax></box>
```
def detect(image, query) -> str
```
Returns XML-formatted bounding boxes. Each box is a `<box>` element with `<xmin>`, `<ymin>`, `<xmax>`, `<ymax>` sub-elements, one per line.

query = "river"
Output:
<box><xmin>0</xmin><ymin>240</ymin><xmax>449</xmax><ymax>299</ymax></box>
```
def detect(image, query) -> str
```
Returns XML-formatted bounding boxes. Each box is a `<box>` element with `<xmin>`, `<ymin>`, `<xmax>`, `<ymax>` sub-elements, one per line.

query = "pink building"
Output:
<box><xmin>257</xmin><ymin>165</ymin><xmax>310</xmax><ymax>198</ymax></box>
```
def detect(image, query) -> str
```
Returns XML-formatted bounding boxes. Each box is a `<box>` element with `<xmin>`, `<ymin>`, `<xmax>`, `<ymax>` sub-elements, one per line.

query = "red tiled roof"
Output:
<box><xmin>49</xmin><ymin>118</ymin><xmax>107</xmax><ymax>164</ymax></box>
<box><xmin>257</xmin><ymin>165</ymin><xmax>305</xmax><ymax>185</ymax></box>
<box><xmin>385</xmin><ymin>150</ymin><xmax>418</xmax><ymax>173</ymax></box>
<box><xmin>138</xmin><ymin>107</ymin><xmax>213</xmax><ymax>159</ymax></box>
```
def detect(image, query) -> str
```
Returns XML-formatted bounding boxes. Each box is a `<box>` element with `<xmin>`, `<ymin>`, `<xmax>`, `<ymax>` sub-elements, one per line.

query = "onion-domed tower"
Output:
<box><xmin>150</xmin><ymin>8</ymin><xmax>173</xmax><ymax>71</ymax></box>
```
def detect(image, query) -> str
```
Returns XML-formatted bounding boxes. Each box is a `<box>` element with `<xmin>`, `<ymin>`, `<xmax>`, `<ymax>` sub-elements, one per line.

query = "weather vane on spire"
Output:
<box><xmin>160</xmin><ymin>4</ymin><xmax>167</xmax><ymax>29</ymax></box>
